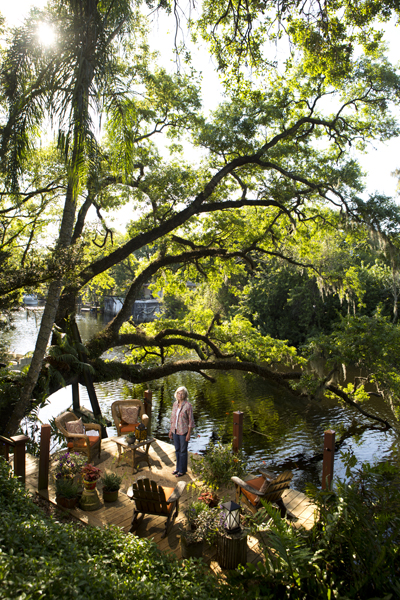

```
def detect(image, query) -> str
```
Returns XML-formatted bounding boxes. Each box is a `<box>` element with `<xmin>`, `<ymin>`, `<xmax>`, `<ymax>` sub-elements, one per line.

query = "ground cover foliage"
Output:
<box><xmin>1</xmin><ymin>455</ymin><xmax>400</xmax><ymax>599</ymax></box>
<box><xmin>0</xmin><ymin>458</ymin><xmax>230</xmax><ymax>600</ymax></box>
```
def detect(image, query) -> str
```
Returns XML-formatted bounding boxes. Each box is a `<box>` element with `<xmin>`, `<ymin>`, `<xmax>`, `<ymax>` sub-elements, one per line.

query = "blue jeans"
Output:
<box><xmin>173</xmin><ymin>432</ymin><xmax>188</xmax><ymax>474</ymax></box>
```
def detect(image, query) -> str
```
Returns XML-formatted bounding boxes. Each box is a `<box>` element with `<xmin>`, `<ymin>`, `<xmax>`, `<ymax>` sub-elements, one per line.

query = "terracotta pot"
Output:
<box><xmin>103</xmin><ymin>489</ymin><xmax>119</xmax><ymax>502</ymax></box>
<box><xmin>56</xmin><ymin>495</ymin><xmax>79</xmax><ymax>509</ymax></box>
<box><xmin>83</xmin><ymin>479</ymin><xmax>97</xmax><ymax>490</ymax></box>
<box><xmin>208</xmin><ymin>496</ymin><xmax>219</xmax><ymax>508</ymax></box>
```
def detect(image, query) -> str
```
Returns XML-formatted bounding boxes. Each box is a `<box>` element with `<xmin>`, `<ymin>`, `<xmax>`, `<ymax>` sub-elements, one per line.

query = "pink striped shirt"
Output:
<box><xmin>170</xmin><ymin>399</ymin><xmax>195</xmax><ymax>435</ymax></box>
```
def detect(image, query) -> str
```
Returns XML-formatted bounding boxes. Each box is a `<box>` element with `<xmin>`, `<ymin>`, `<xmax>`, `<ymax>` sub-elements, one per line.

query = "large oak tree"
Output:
<box><xmin>1</xmin><ymin>0</ymin><xmax>400</xmax><ymax>436</ymax></box>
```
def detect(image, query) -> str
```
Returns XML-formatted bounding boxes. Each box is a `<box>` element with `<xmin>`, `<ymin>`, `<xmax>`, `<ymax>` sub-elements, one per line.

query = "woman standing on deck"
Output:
<box><xmin>169</xmin><ymin>386</ymin><xmax>195</xmax><ymax>477</ymax></box>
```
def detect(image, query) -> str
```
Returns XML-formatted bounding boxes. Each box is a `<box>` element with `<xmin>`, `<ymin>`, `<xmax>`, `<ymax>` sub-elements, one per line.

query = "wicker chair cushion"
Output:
<box><xmin>67</xmin><ymin>435</ymin><xmax>99</xmax><ymax>449</ymax></box>
<box><xmin>120</xmin><ymin>406</ymin><xmax>139</xmax><ymax>424</ymax></box>
<box><xmin>65</xmin><ymin>418</ymin><xmax>84</xmax><ymax>434</ymax></box>
<box><xmin>120</xmin><ymin>423</ymin><xmax>138</xmax><ymax>433</ymax></box>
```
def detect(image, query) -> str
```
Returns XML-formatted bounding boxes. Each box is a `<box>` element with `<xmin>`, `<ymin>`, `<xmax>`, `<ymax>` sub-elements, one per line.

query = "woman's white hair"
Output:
<box><xmin>174</xmin><ymin>386</ymin><xmax>188</xmax><ymax>400</ymax></box>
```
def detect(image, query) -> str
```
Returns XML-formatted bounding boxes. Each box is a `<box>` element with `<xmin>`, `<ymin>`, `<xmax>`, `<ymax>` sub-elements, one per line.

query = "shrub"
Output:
<box><xmin>230</xmin><ymin>461</ymin><xmax>400</xmax><ymax>599</ymax></box>
<box><xmin>190</xmin><ymin>442</ymin><xmax>248</xmax><ymax>489</ymax></box>
<box><xmin>0</xmin><ymin>457</ymin><xmax>232</xmax><ymax>600</ymax></box>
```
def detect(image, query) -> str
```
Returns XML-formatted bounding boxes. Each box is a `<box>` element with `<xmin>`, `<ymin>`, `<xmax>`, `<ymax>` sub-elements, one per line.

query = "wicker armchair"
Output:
<box><xmin>54</xmin><ymin>411</ymin><xmax>101</xmax><ymax>463</ymax></box>
<box><xmin>111</xmin><ymin>399</ymin><xmax>149</xmax><ymax>436</ymax></box>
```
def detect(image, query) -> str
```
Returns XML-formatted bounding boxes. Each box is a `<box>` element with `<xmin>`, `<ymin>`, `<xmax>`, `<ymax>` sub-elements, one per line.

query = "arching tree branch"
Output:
<box><xmin>326</xmin><ymin>383</ymin><xmax>394</xmax><ymax>430</ymax></box>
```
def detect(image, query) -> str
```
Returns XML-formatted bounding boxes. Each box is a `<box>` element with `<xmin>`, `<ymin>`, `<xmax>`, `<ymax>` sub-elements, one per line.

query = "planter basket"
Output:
<box><xmin>56</xmin><ymin>496</ymin><xmax>79</xmax><ymax>510</ymax></box>
<box><xmin>180</xmin><ymin>536</ymin><xmax>204</xmax><ymax>559</ymax></box>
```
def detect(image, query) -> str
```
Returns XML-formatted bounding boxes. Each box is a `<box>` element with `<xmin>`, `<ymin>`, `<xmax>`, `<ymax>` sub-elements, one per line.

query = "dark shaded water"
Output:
<box><xmin>5</xmin><ymin>309</ymin><xmax>399</xmax><ymax>492</ymax></box>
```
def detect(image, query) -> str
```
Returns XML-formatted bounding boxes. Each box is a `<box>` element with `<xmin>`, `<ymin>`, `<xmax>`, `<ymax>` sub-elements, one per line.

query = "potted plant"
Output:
<box><xmin>53</xmin><ymin>451</ymin><xmax>86</xmax><ymax>482</ymax></box>
<box><xmin>55</xmin><ymin>478</ymin><xmax>80</xmax><ymax>509</ymax></box>
<box><xmin>81</xmin><ymin>463</ymin><xmax>102</xmax><ymax>490</ymax></box>
<box><xmin>184</xmin><ymin>499</ymin><xmax>208</xmax><ymax>529</ymax></box>
<box><xmin>190</xmin><ymin>441</ymin><xmax>248</xmax><ymax>491</ymax></box>
<box><xmin>180</xmin><ymin>503</ymin><xmax>221</xmax><ymax>559</ymax></box>
<box><xmin>125</xmin><ymin>431</ymin><xmax>136</xmax><ymax>445</ymax></box>
<box><xmin>101</xmin><ymin>472</ymin><xmax>122</xmax><ymax>502</ymax></box>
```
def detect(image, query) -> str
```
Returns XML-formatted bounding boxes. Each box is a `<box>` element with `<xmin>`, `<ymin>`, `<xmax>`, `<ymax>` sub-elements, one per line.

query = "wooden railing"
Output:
<box><xmin>0</xmin><ymin>434</ymin><xmax>30</xmax><ymax>483</ymax></box>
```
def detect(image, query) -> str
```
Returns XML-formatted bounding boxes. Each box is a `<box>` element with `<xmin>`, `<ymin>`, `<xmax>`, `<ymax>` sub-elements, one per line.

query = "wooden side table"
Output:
<box><xmin>111</xmin><ymin>436</ymin><xmax>155</xmax><ymax>474</ymax></box>
<box><xmin>216</xmin><ymin>529</ymin><xmax>248</xmax><ymax>570</ymax></box>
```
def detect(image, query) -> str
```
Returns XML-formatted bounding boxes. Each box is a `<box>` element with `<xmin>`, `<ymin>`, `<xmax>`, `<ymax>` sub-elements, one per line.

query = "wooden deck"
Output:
<box><xmin>24</xmin><ymin>438</ymin><xmax>317</xmax><ymax>568</ymax></box>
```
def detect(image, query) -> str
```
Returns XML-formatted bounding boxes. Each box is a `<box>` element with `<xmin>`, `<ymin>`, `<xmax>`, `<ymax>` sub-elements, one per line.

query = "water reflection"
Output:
<box><xmin>4</xmin><ymin>309</ymin><xmax>398</xmax><ymax>491</ymax></box>
<box><xmin>4</xmin><ymin>308</ymin><xmax>43</xmax><ymax>355</ymax></box>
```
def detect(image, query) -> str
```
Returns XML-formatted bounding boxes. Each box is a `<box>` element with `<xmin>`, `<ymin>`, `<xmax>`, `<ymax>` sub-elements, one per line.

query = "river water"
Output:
<box><xmin>5</xmin><ymin>308</ymin><xmax>399</xmax><ymax>492</ymax></box>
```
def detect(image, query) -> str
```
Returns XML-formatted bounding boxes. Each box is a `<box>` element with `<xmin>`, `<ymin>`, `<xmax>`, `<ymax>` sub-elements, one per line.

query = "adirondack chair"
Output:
<box><xmin>127</xmin><ymin>478</ymin><xmax>186</xmax><ymax>538</ymax></box>
<box><xmin>232</xmin><ymin>469</ymin><xmax>293</xmax><ymax>518</ymax></box>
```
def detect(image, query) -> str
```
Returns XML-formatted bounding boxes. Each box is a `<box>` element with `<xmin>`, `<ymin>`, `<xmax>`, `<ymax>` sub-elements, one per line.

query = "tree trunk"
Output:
<box><xmin>6</xmin><ymin>127</ymin><xmax>85</xmax><ymax>434</ymax></box>
<box><xmin>5</xmin><ymin>280</ymin><xmax>63</xmax><ymax>434</ymax></box>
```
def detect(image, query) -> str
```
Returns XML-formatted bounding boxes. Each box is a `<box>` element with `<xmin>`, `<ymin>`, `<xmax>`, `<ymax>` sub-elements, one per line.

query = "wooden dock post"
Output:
<box><xmin>232</xmin><ymin>411</ymin><xmax>243</xmax><ymax>453</ymax></box>
<box><xmin>12</xmin><ymin>435</ymin><xmax>30</xmax><ymax>483</ymax></box>
<box><xmin>144</xmin><ymin>390</ymin><xmax>153</xmax><ymax>436</ymax></box>
<box><xmin>38</xmin><ymin>424</ymin><xmax>51</xmax><ymax>490</ymax></box>
<box><xmin>322</xmin><ymin>429</ymin><xmax>335</xmax><ymax>489</ymax></box>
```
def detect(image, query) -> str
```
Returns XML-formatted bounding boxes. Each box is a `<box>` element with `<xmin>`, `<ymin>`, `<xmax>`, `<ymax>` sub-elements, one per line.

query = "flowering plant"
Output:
<box><xmin>181</xmin><ymin>505</ymin><xmax>221</xmax><ymax>544</ymax></box>
<box><xmin>198</xmin><ymin>489</ymin><xmax>219</xmax><ymax>507</ymax></box>
<box><xmin>54</xmin><ymin>452</ymin><xmax>86</xmax><ymax>480</ymax></box>
<box><xmin>81</xmin><ymin>463</ymin><xmax>102</xmax><ymax>482</ymax></box>
<box><xmin>184</xmin><ymin>500</ymin><xmax>208</xmax><ymax>528</ymax></box>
